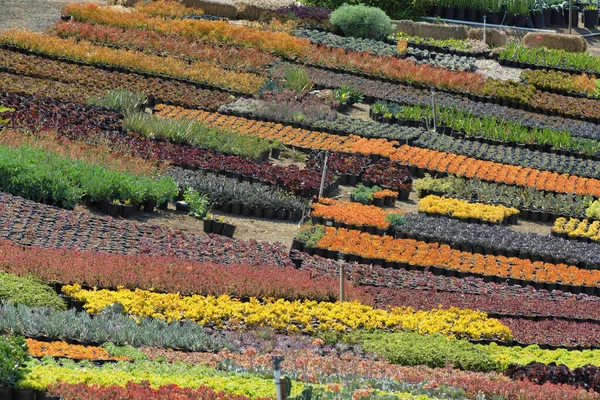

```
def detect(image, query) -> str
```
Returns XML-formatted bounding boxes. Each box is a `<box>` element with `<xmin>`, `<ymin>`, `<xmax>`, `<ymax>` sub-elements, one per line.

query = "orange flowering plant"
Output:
<box><xmin>25</xmin><ymin>339</ymin><xmax>131</xmax><ymax>361</ymax></box>
<box><xmin>311</xmin><ymin>198</ymin><xmax>403</xmax><ymax>229</ymax></box>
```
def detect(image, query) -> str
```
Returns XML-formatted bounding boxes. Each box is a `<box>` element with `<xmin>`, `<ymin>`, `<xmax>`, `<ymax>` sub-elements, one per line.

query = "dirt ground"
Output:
<box><xmin>0</xmin><ymin>0</ymin><xmax>104</xmax><ymax>33</ymax></box>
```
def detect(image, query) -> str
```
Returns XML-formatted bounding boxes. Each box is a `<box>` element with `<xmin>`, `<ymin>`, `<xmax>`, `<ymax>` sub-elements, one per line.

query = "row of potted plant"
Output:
<box><xmin>0</xmin><ymin>144</ymin><xmax>178</xmax><ymax>211</ymax></box>
<box><xmin>506</xmin><ymin>361</ymin><xmax>600</xmax><ymax>393</ymax></box>
<box><xmin>392</xmin><ymin>144</ymin><xmax>600</xmax><ymax>198</ymax></box>
<box><xmin>413</xmin><ymin>174</ymin><xmax>594</xmax><ymax>222</ymax></box>
<box><xmin>25</xmin><ymin>339</ymin><xmax>130</xmax><ymax>362</ymax></box>
<box><xmin>0</xmin><ymin>128</ymin><xmax>164</xmax><ymax>179</ymax></box>
<box><xmin>165</xmin><ymin>168</ymin><xmax>306</xmax><ymax>221</ymax></box>
<box><xmin>0</xmin><ymin>192</ymin><xmax>295</xmax><ymax>268</ymax></box>
<box><xmin>4</xmin><ymin>96</ymin><xmax>337</xmax><ymax>198</ymax></box>
<box><xmin>418</xmin><ymin>195</ymin><xmax>520</xmax><ymax>225</ymax></box>
<box><xmin>394</xmin><ymin>213</ymin><xmax>600</xmax><ymax>270</ymax></box>
<box><xmin>124</xmin><ymin>112</ymin><xmax>277</xmax><ymax>161</ymax></box>
<box><xmin>301</xmin><ymin>64</ymin><xmax>600</xmax><ymax>138</ymax></box>
<box><xmin>502</xmin><ymin>317</ymin><xmax>600</xmax><ymax>350</ymax></box>
<box><xmin>521</xmin><ymin>68</ymin><xmax>597</xmax><ymax>98</ymax></box>
<box><xmin>0</xmin><ymin>302</ymin><xmax>229</xmax><ymax>352</ymax></box>
<box><xmin>305</xmin><ymin>152</ymin><xmax>413</xmax><ymax>196</ymax></box>
<box><xmin>140</xmin><ymin>344</ymin><xmax>600</xmax><ymax>400</ymax></box>
<box><xmin>63</xmin><ymin>284</ymin><xmax>512</xmax><ymax>340</ymax></box>
<box><xmin>310</xmin><ymin>198</ymin><xmax>404</xmax><ymax>231</ymax></box>
<box><xmin>47</xmin><ymin>381</ymin><xmax>258</xmax><ymax>400</ymax></box>
<box><xmin>349</xmin><ymin>185</ymin><xmax>398</xmax><ymax>207</ymax></box>
<box><xmin>552</xmin><ymin>218</ymin><xmax>600</xmax><ymax>243</ymax></box>
<box><xmin>393</xmin><ymin>33</ymin><xmax>483</xmax><ymax>56</ymax></box>
<box><xmin>54</xmin><ymin>20</ymin><xmax>274</xmax><ymax>73</ymax></box>
<box><xmin>0</xmin><ymin>49</ymin><xmax>233</xmax><ymax>110</ymax></box>
<box><xmin>295</xmin><ymin>226</ymin><xmax>600</xmax><ymax>293</ymax></box>
<box><xmin>370</xmin><ymin>101</ymin><xmax>600</xmax><ymax>157</ymax></box>
<box><xmin>0</xmin><ymin>212</ymin><xmax>366</xmax><ymax>303</ymax></box>
<box><xmin>133</xmin><ymin>0</ymin><xmax>202</xmax><ymax>18</ymax></box>
<box><xmin>293</xmin><ymin>251</ymin><xmax>600</xmax><ymax>321</ymax></box>
<box><xmin>64</xmin><ymin>3</ymin><xmax>600</xmax><ymax>123</ymax></box>
<box><xmin>498</xmin><ymin>42</ymin><xmax>600</xmax><ymax>76</ymax></box>
<box><xmin>411</xmin><ymin>130</ymin><xmax>600</xmax><ymax>181</ymax></box>
<box><xmin>0</xmin><ymin>29</ymin><xmax>263</xmax><ymax>94</ymax></box>
<box><xmin>22</xmin><ymin>357</ymin><xmax>284</xmax><ymax>398</ymax></box>
<box><xmin>154</xmin><ymin>105</ymin><xmax>399</xmax><ymax>159</ymax></box>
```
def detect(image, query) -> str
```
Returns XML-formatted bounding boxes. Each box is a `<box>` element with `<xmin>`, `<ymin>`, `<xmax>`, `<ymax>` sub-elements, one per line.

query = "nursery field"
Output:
<box><xmin>4</xmin><ymin>1</ymin><xmax>600</xmax><ymax>400</ymax></box>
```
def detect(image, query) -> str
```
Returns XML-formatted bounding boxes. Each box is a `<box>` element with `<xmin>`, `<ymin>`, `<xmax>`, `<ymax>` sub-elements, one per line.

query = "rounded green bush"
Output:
<box><xmin>329</xmin><ymin>4</ymin><xmax>392</xmax><ymax>40</ymax></box>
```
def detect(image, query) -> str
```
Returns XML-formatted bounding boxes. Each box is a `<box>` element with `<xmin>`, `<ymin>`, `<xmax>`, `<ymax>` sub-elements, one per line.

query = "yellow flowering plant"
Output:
<box><xmin>63</xmin><ymin>285</ymin><xmax>511</xmax><ymax>341</ymax></box>
<box><xmin>418</xmin><ymin>195</ymin><xmax>519</xmax><ymax>224</ymax></box>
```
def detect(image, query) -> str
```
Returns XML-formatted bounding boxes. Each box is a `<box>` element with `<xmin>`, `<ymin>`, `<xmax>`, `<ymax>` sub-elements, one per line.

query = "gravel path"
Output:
<box><xmin>475</xmin><ymin>59</ymin><xmax>521</xmax><ymax>81</ymax></box>
<box><xmin>0</xmin><ymin>0</ymin><xmax>103</xmax><ymax>33</ymax></box>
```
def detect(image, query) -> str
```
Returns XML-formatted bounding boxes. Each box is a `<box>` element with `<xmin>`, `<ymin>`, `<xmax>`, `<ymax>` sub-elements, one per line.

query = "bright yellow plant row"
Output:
<box><xmin>418</xmin><ymin>195</ymin><xmax>519</xmax><ymax>223</ymax></box>
<box><xmin>63</xmin><ymin>285</ymin><xmax>512</xmax><ymax>341</ymax></box>
<box><xmin>553</xmin><ymin>217</ymin><xmax>600</xmax><ymax>241</ymax></box>
<box><xmin>0</xmin><ymin>29</ymin><xmax>262</xmax><ymax>94</ymax></box>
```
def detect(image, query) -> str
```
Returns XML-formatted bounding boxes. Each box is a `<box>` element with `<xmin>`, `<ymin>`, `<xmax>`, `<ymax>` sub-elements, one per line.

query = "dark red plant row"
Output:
<box><xmin>48</xmin><ymin>381</ymin><xmax>271</xmax><ymax>400</ymax></box>
<box><xmin>306</xmin><ymin>153</ymin><xmax>412</xmax><ymax>192</ymax></box>
<box><xmin>292</xmin><ymin>252</ymin><xmax>600</xmax><ymax>322</ymax></box>
<box><xmin>502</xmin><ymin>318</ymin><xmax>600</xmax><ymax>349</ymax></box>
<box><xmin>0</xmin><ymin>49</ymin><xmax>232</xmax><ymax>110</ymax></box>
<box><xmin>507</xmin><ymin>362</ymin><xmax>600</xmax><ymax>394</ymax></box>
<box><xmin>0</xmin><ymin>237</ymin><xmax>368</xmax><ymax>302</ymax></box>
<box><xmin>0</xmin><ymin>71</ymin><xmax>107</xmax><ymax>104</ymax></box>
<box><xmin>0</xmin><ymin>192</ymin><xmax>292</xmax><ymax>267</ymax></box>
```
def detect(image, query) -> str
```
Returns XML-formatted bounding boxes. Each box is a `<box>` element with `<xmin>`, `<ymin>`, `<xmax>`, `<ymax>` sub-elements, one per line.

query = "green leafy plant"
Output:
<box><xmin>283</xmin><ymin>66</ymin><xmax>314</xmax><ymax>94</ymax></box>
<box><xmin>329</xmin><ymin>4</ymin><xmax>392</xmax><ymax>40</ymax></box>
<box><xmin>0</xmin><ymin>335</ymin><xmax>29</xmax><ymax>389</ymax></box>
<box><xmin>386</xmin><ymin>213</ymin><xmax>406</xmax><ymax>226</ymax></box>
<box><xmin>87</xmin><ymin>90</ymin><xmax>147</xmax><ymax>115</ymax></box>
<box><xmin>183</xmin><ymin>187</ymin><xmax>210</xmax><ymax>220</ymax></box>
<box><xmin>332</xmin><ymin>85</ymin><xmax>364</xmax><ymax>107</ymax></box>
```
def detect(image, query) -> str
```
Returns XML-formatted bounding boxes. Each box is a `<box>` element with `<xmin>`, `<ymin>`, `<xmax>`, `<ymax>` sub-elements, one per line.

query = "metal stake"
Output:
<box><xmin>431</xmin><ymin>88</ymin><xmax>437</xmax><ymax>132</ymax></box>
<box><xmin>274</xmin><ymin>356</ymin><xmax>284</xmax><ymax>400</ymax></box>
<box><xmin>483</xmin><ymin>15</ymin><xmax>487</xmax><ymax>44</ymax></box>
<box><xmin>569</xmin><ymin>0</ymin><xmax>573</xmax><ymax>34</ymax></box>
<box><xmin>318</xmin><ymin>151</ymin><xmax>329</xmax><ymax>199</ymax></box>
<box><xmin>339</xmin><ymin>255</ymin><xmax>345</xmax><ymax>302</ymax></box>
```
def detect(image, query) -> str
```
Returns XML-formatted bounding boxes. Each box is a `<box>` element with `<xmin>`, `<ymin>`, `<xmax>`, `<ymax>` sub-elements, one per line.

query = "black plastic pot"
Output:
<box><xmin>143</xmin><ymin>199</ymin><xmax>156</xmax><ymax>212</ymax></box>
<box><xmin>565</xmin><ymin>7</ymin><xmax>580</xmax><ymax>27</ymax></box>
<box><xmin>489</xmin><ymin>11</ymin><xmax>504</xmax><ymax>25</ymax></box>
<box><xmin>203</xmin><ymin>218</ymin><xmax>213</xmax><ymax>233</ymax></box>
<box><xmin>531</xmin><ymin>10</ymin><xmax>545</xmax><ymax>28</ymax></box>
<box><xmin>222</xmin><ymin>223</ymin><xmax>236</xmax><ymax>238</ymax></box>
<box><xmin>551</xmin><ymin>6</ymin><xmax>564</xmax><ymax>25</ymax></box>
<box><xmin>434</xmin><ymin>5</ymin><xmax>445</xmax><ymax>17</ymax></box>
<box><xmin>13</xmin><ymin>389</ymin><xmax>35</xmax><ymax>400</ymax></box>
<box><xmin>516</xmin><ymin>13</ymin><xmax>529</xmax><ymax>27</ymax></box>
<box><xmin>466</xmin><ymin>8</ymin><xmax>478</xmax><ymax>21</ymax></box>
<box><xmin>175</xmin><ymin>201</ymin><xmax>189</xmax><ymax>212</ymax></box>
<box><xmin>504</xmin><ymin>13</ymin><xmax>516</xmax><ymax>26</ymax></box>
<box><xmin>584</xmin><ymin>9</ymin><xmax>598</xmax><ymax>29</ymax></box>
<box><xmin>108</xmin><ymin>202</ymin><xmax>121</xmax><ymax>217</ymax></box>
<box><xmin>212</xmin><ymin>221</ymin><xmax>224</xmax><ymax>235</ymax></box>
<box><xmin>242</xmin><ymin>205</ymin><xmax>253</xmax><ymax>217</ymax></box>
<box><xmin>455</xmin><ymin>7</ymin><xmax>466</xmax><ymax>21</ymax></box>
<box><xmin>120</xmin><ymin>204</ymin><xmax>135</xmax><ymax>218</ymax></box>
<box><xmin>159</xmin><ymin>200</ymin><xmax>169</xmax><ymax>210</ymax></box>
<box><xmin>271</xmin><ymin>148</ymin><xmax>281</xmax><ymax>159</ymax></box>
<box><xmin>0</xmin><ymin>388</ymin><xmax>12</xmax><ymax>400</ymax></box>
<box><xmin>543</xmin><ymin>7</ymin><xmax>552</xmax><ymax>25</ymax></box>
<box><xmin>446</xmin><ymin>6</ymin><xmax>456</xmax><ymax>19</ymax></box>
<box><xmin>231</xmin><ymin>202</ymin><xmax>242</xmax><ymax>215</ymax></box>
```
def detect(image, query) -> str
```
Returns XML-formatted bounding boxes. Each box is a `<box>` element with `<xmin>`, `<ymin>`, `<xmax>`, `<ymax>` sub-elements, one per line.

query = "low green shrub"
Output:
<box><xmin>301</xmin><ymin>0</ymin><xmax>430</xmax><ymax>20</ymax></box>
<box><xmin>343</xmin><ymin>331</ymin><xmax>499</xmax><ymax>372</ymax></box>
<box><xmin>124</xmin><ymin>113</ymin><xmax>276</xmax><ymax>160</ymax></box>
<box><xmin>329</xmin><ymin>4</ymin><xmax>392</xmax><ymax>40</ymax></box>
<box><xmin>0</xmin><ymin>335</ymin><xmax>29</xmax><ymax>389</ymax></box>
<box><xmin>0</xmin><ymin>272</ymin><xmax>65</xmax><ymax>310</ymax></box>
